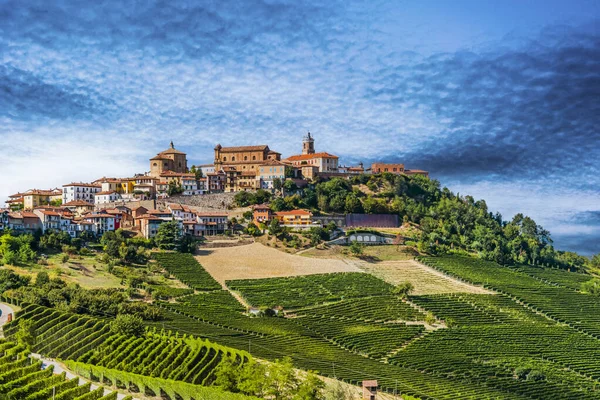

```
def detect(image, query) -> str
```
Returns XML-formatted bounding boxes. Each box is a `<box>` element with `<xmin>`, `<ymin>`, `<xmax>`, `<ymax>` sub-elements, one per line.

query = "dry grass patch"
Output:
<box><xmin>360</xmin><ymin>259</ymin><xmax>494</xmax><ymax>295</ymax></box>
<box><xmin>196</xmin><ymin>242</ymin><xmax>361</xmax><ymax>284</ymax></box>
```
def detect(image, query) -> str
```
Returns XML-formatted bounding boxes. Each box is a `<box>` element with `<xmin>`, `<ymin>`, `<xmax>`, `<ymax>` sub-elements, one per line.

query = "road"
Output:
<box><xmin>0</xmin><ymin>302</ymin><xmax>15</xmax><ymax>338</ymax></box>
<box><xmin>0</xmin><ymin>302</ymin><xmax>136</xmax><ymax>400</ymax></box>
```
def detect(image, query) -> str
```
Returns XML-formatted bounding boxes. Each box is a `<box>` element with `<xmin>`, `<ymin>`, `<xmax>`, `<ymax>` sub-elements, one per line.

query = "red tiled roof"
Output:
<box><xmin>63</xmin><ymin>200</ymin><xmax>94</xmax><ymax>207</ymax></box>
<box><xmin>63</xmin><ymin>182</ymin><xmax>101</xmax><ymax>188</ymax></box>
<box><xmin>284</xmin><ymin>152</ymin><xmax>339</xmax><ymax>161</ymax></box>
<box><xmin>218</xmin><ymin>145</ymin><xmax>269</xmax><ymax>152</ymax></box>
<box><xmin>275</xmin><ymin>209</ymin><xmax>312</xmax><ymax>216</ymax></box>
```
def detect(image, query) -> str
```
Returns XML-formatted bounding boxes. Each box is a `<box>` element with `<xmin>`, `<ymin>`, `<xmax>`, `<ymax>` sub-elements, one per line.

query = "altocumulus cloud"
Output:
<box><xmin>0</xmin><ymin>0</ymin><xmax>597</xmax><ymax>254</ymax></box>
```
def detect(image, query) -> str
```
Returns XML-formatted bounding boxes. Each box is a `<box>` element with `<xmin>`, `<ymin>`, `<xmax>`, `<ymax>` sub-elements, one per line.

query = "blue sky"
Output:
<box><xmin>0</xmin><ymin>0</ymin><xmax>598</xmax><ymax>255</ymax></box>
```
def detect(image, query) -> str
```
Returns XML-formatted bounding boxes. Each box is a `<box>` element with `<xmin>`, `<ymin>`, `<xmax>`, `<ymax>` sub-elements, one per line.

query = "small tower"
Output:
<box><xmin>170</xmin><ymin>140</ymin><xmax>175</xmax><ymax>149</ymax></box>
<box><xmin>302</xmin><ymin>132</ymin><xmax>315</xmax><ymax>155</ymax></box>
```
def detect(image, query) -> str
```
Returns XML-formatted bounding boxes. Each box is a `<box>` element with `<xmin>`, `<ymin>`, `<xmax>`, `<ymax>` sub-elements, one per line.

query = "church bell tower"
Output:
<box><xmin>302</xmin><ymin>132</ymin><xmax>315</xmax><ymax>155</ymax></box>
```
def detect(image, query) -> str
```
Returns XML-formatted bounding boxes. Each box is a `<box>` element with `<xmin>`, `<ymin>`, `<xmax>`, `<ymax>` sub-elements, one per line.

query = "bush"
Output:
<box><xmin>110</xmin><ymin>314</ymin><xmax>145</xmax><ymax>337</ymax></box>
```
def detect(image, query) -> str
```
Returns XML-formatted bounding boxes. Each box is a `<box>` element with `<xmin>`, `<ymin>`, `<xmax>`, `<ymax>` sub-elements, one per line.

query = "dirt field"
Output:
<box><xmin>359</xmin><ymin>259</ymin><xmax>493</xmax><ymax>295</ymax></box>
<box><xmin>196</xmin><ymin>243</ymin><xmax>362</xmax><ymax>284</ymax></box>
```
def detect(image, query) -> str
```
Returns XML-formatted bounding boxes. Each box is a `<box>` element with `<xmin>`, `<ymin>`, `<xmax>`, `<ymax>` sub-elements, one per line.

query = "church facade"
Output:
<box><xmin>149</xmin><ymin>142</ymin><xmax>188</xmax><ymax>177</ymax></box>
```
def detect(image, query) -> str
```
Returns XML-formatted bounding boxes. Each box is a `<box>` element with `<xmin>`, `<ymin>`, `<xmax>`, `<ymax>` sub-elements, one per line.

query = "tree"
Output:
<box><xmin>15</xmin><ymin>319</ymin><xmax>36</xmax><ymax>349</ymax></box>
<box><xmin>293</xmin><ymin>372</ymin><xmax>325</xmax><ymax>400</ymax></box>
<box><xmin>167</xmin><ymin>180</ymin><xmax>184</xmax><ymax>196</ymax></box>
<box><xmin>179</xmin><ymin>235</ymin><xmax>197</xmax><ymax>253</ymax></box>
<box><xmin>190</xmin><ymin>165</ymin><xmax>203</xmax><ymax>180</ymax></box>
<box><xmin>282</xmin><ymin>180</ymin><xmax>298</xmax><ymax>194</ymax></box>
<box><xmin>245</xmin><ymin>222</ymin><xmax>262</xmax><ymax>237</ymax></box>
<box><xmin>393</xmin><ymin>281</ymin><xmax>414</xmax><ymax>298</ymax></box>
<box><xmin>35</xmin><ymin>271</ymin><xmax>50</xmax><ymax>287</ymax></box>
<box><xmin>110</xmin><ymin>314</ymin><xmax>145</xmax><ymax>337</ymax></box>
<box><xmin>349</xmin><ymin>241</ymin><xmax>365</xmax><ymax>257</ymax></box>
<box><xmin>273</xmin><ymin>178</ymin><xmax>283</xmax><ymax>193</ymax></box>
<box><xmin>154</xmin><ymin>221</ymin><xmax>182</xmax><ymax>251</ymax></box>
<box><xmin>268</xmin><ymin>219</ymin><xmax>286</xmax><ymax>240</ymax></box>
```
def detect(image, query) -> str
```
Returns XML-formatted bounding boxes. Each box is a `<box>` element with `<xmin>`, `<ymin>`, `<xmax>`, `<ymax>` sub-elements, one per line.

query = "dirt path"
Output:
<box><xmin>359</xmin><ymin>259</ymin><xmax>494</xmax><ymax>295</ymax></box>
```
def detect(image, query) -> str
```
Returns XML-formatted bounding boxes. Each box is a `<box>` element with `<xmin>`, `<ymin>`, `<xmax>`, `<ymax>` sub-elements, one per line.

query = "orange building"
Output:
<box><xmin>252</xmin><ymin>204</ymin><xmax>273</xmax><ymax>226</ymax></box>
<box><xmin>275</xmin><ymin>209</ymin><xmax>313</xmax><ymax>226</ymax></box>
<box><xmin>150</xmin><ymin>141</ymin><xmax>188</xmax><ymax>177</ymax></box>
<box><xmin>214</xmin><ymin>144</ymin><xmax>281</xmax><ymax>173</ymax></box>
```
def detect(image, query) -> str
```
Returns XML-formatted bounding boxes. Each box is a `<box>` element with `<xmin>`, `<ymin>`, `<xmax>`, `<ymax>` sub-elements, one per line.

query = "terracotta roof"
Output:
<box><xmin>85</xmin><ymin>213</ymin><xmax>114</xmax><ymax>219</ymax></box>
<box><xmin>8</xmin><ymin>212</ymin><xmax>23</xmax><ymax>219</ymax></box>
<box><xmin>158</xmin><ymin>148</ymin><xmax>186</xmax><ymax>155</ymax></box>
<box><xmin>284</xmin><ymin>152</ymin><xmax>339</xmax><ymax>161</ymax></box>
<box><xmin>36</xmin><ymin>210</ymin><xmax>61</xmax><ymax>216</ymax></box>
<box><xmin>253</xmin><ymin>204</ymin><xmax>271</xmax><ymax>210</ymax></box>
<box><xmin>183</xmin><ymin>221</ymin><xmax>196</xmax><ymax>225</ymax></box>
<box><xmin>275</xmin><ymin>209</ymin><xmax>312</xmax><ymax>216</ymax></box>
<box><xmin>21</xmin><ymin>211</ymin><xmax>39</xmax><ymax>218</ymax></box>
<box><xmin>196</xmin><ymin>212</ymin><xmax>228</xmax><ymax>217</ymax></box>
<box><xmin>260</xmin><ymin>159</ymin><xmax>291</xmax><ymax>167</ymax></box>
<box><xmin>148</xmin><ymin>210</ymin><xmax>171</xmax><ymax>215</ymax></box>
<box><xmin>23</xmin><ymin>189</ymin><xmax>61</xmax><ymax>196</ymax></box>
<box><xmin>218</xmin><ymin>145</ymin><xmax>269</xmax><ymax>152</ymax></box>
<box><xmin>63</xmin><ymin>200</ymin><xmax>94</xmax><ymax>207</ymax></box>
<box><xmin>63</xmin><ymin>182</ymin><xmax>101</xmax><ymax>188</ymax></box>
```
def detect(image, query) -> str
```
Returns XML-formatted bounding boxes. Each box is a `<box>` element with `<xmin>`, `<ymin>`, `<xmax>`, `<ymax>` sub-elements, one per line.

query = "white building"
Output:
<box><xmin>63</xmin><ymin>183</ymin><xmax>101</xmax><ymax>204</ymax></box>
<box><xmin>198</xmin><ymin>164</ymin><xmax>215</xmax><ymax>176</ymax></box>
<box><xmin>83</xmin><ymin>213</ymin><xmax>116</xmax><ymax>235</ymax></box>
<box><xmin>168</xmin><ymin>203</ymin><xmax>196</xmax><ymax>221</ymax></box>
<box><xmin>95</xmin><ymin>191</ymin><xmax>122</xmax><ymax>205</ymax></box>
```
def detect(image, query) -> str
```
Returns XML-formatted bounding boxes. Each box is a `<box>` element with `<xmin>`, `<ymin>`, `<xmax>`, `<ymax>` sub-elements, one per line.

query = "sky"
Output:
<box><xmin>0</xmin><ymin>0</ymin><xmax>598</xmax><ymax>255</ymax></box>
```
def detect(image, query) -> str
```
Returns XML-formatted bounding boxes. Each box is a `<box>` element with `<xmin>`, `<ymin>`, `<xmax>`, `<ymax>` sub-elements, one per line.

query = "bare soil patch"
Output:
<box><xmin>196</xmin><ymin>242</ymin><xmax>361</xmax><ymax>284</ymax></box>
<box><xmin>360</xmin><ymin>259</ymin><xmax>494</xmax><ymax>295</ymax></box>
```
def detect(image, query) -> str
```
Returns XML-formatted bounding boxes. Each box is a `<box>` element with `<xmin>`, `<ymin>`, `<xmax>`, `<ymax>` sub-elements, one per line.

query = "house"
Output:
<box><xmin>275</xmin><ymin>209</ymin><xmax>314</xmax><ymax>227</ymax></box>
<box><xmin>133</xmin><ymin>176</ymin><xmax>158</xmax><ymax>198</ymax></box>
<box><xmin>62</xmin><ymin>200</ymin><xmax>95</xmax><ymax>216</ymax></box>
<box><xmin>95</xmin><ymin>191</ymin><xmax>122</xmax><ymax>205</ymax></box>
<box><xmin>22</xmin><ymin>189</ymin><xmax>62</xmax><ymax>209</ymax></box>
<box><xmin>284</xmin><ymin>133</ymin><xmax>339</xmax><ymax>173</ymax></box>
<box><xmin>207</xmin><ymin>170</ymin><xmax>226</xmax><ymax>192</ymax></box>
<box><xmin>168</xmin><ymin>204</ymin><xmax>196</xmax><ymax>221</ymax></box>
<box><xmin>198</xmin><ymin>164</ymin><xmax>215</xmax><ymax>176</ymax></box>
<box><xmin>102</xmin><ymin>208</ymin><xmax>132</xmax><ymax>229</ymax></box>
<box><xmin>0</xmin><ymin>209</ymin><xmax>9</xmax><ymax>230</ymax></box>
<box><xmin>362</xmin><ymin>380</ymin><xmax>378</xmax><ymax>400</ymax></box>
<box><xmin>136</xmin><ymin>213</ymin><xmax>183</xmax><ymax>239</ymax></box>
<box><xmin>339</xmin><ymin>162</ymin><xmax>365</xmax><ymax>174</ymax></box>
<box><xmin>12</xmin><ymin>212</ymin><xmax>42</xmax><ymax>233</ymax></box>
<box><xmin>5</xmin><ymin>192</ymin><xmax>26</xmax><ymax>210</ymax></box>
<box><xmin>195</xmin><ymin>213</ymin><xmax>228</xmax><ymax>236</ymax></box>
<box><xmin>258</xmin><ymin>160</ymin><xmax>290</xmax><ymax>190</ymax></box>
<box><xmin>370</xmin><ymin>163</ymin><xmax>429</xmax><ymax>177</ymax></box>
<box><xmin>252</xmin><ymin>204</ymin><xmax>273</xmax><ymax>226</ymax></box>
<box><xmin>83</xmin><ymin>213</ymin><xmax>116</xmax><ymax>235</ymax></box>
<box><xmin>62</xmin><ymin>183</ymin><xmax>101</xmax><ymax>204</ymax></box>
<box><xmin>33</xmin><ymin>209</ymin><xmax>62</xmax><ymax>233</ymax></box>
<box><xmin>7</xmin><ymin>212</ymin><xmax>24</xmax><ymax>231</ymax></box>
<box><xmin>131</xmin><ymin>206</ymin><xmax>149</xmax><ymax>219</ymax></box>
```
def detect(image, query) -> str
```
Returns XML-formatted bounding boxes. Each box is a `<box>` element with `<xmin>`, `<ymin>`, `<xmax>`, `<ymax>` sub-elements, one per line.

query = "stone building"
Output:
<box><xmin>149</xmin><ymin>141</ymin><xmax>188</xmax><ymax>177</ymax></box>
<box><xmin>285</xmin><ymin>133</ymin><xmax>338</xmax><ymax>173</ymax></box>
<box><xmin>213</xmin><ymin>144</ymin><xmax>281</xmax><ymax>173</ymax></box>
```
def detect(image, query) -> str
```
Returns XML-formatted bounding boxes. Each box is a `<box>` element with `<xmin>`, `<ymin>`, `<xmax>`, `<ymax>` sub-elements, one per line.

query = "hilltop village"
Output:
<box><xmin>2</xmin><ymin>133</ymin><xmax>428</xmax><ymax>240</ymax></box>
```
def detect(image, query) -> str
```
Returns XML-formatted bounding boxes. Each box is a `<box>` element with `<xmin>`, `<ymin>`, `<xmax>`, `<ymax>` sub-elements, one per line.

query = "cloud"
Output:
<box><xmin>0</xmin><ymin>1</ymin><xmax>597</xmax><ymax>254</ymax></box>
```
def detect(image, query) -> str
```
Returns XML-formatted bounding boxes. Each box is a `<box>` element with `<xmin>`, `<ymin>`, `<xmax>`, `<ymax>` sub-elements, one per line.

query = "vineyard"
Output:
<box><xmin>0</xmin><ymin>339</ymin><xmax>128</xmax><ymax>400</ymax></box>
<box><xmin>3</xmin><ymin>304</ymin><xmax>257</xmax><ymax>400</ymax></box>
<box><xmin>227</xmin><ymin>272</ymin><xmax>396</xmax><ymax>309</ymax></box>
<box><xmin>5</xmin><ymin>251</ymin><xmax>600</xmax><ymax>399</ymax></box>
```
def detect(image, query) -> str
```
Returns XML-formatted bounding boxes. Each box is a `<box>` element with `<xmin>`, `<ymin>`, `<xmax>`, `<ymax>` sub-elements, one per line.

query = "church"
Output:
<box><xmin>149</xmin><ymin>141</ymin><xmax>188</xmax><ymax>177</ymax></box>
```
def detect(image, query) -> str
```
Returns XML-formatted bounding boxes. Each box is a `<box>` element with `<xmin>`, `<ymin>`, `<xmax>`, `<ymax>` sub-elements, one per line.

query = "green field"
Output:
<box><xmin>6</xmin><ymin>252</ymin><xmax>600</xmax><ymax>399</ymax></box>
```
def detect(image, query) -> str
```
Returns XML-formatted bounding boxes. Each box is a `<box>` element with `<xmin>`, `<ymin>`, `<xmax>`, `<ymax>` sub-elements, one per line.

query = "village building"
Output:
<box><xmin>195</xmin><ymin>212</ymin><xmax>228</xmax><ymax>236</ymax></box>
<box><xmin>339</xmin><ymin>162</ymin><xmax>365</xmax><ymax>175</ymax></box>
<box><xmin>370</xmin><ymin>163</ymin><xmax>428</xmax><ymax>177</ymax></box>
<box><xmin>83</xmin><ymin>213</ymin><xmax>116</xmax><ymax>235</ymax></box>
<box><xmin>33</xmin><ymin>209</ymin><xmax>62</xmax><ymax>233</ymax></box>
<box><xmin>213</xmin><ymin>144</ymin><xmax>281</xmax><ymax>174</ymax></box>
<box><xmin>0</xmin><ymin>209</ymin><xmax>9</xmax><ymax>230</ymax></box>
<box><xmin>22</xmin><ymin>189</ymin><xmax>62</xmax><ymax>209</ymax></box>
<box><xmin>168</xmin><ymin>203</ymin><xmax>196</xmax><ymax>221</ymax></box>
<box><xmin>62</xmin><ymin>183</ymin><xmax>101</xmax><ymax>204</ymax></box>
<box><xmin>252</xmin><ymin>204</ymin><xmax>273</xmax><ymax>226</ymax></box>
<box><xmin>362</xmin><ymin>380</ymin><xmax>378</xmax><ymax>400</ymax></box>
<box><xmin>95</xmin><ymin>191</ymin><xmax>122</xmax><ymax>205</ymax></box>
<box><xmin>258</xmin><ymin>160</ymin><xmax>290</xmax><ymax>190</ymax></box>
<box><xmin>284</xmin><ymin>133</ymin><xmax>339</xmax><ymax>173</ymax></box>
<box><xmin>149</xmin><ymin>141</ymin><xmax>188</xmax><ymax>178</ymax></box>
<box><xmin>62</xmin><ymin>200</ymin><xmax>95</xmax><ymax>216</ymax></box>
<box><xmin>275</xmin><ymin>209</ymin><xmax>314</xmax><ymax>227</ymax></box>
<box><xmin>198</xmin><ymin>164</ymin><xmax>215</xmax><ymax>176</ymax></box>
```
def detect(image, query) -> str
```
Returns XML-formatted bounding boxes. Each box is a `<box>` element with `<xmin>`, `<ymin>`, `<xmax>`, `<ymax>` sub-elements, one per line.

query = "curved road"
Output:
<box><xmin>0</xmin><ymin>302</ymin><xmax>15</xmax><ymax>337</ymax></box>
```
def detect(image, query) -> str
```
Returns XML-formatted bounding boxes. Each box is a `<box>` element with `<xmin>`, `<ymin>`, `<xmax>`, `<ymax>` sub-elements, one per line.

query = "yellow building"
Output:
<box><xmin>214</xmin><ymin>144</ymin><xmax>281</xmax><ymax>173</ymax></box>
<box><xmin>274</xmin><ymin>209</ymin><xmax>313</xmax><ymax>226</ymax></box>
<box><xmin>22</xmin><ymin>189</ymin><xmax>62</xmax><ymax>210</ymax></box>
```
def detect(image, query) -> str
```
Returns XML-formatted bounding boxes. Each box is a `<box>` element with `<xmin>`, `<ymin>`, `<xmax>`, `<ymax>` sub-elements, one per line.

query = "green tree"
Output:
<box><xmin>110</xmin><ymin>314</ymin><xmax>145</xmax><ymax>337</ymax></box>
<box><xmin>167</xmin><ymin>180</ymin><xmax>184</xmax><ymax>196</ymax></box>
<box><xmin>392</xmin><ymin>281</ymin><xmax>414</xmax><ymax>298</ymax></box>
<box><xmin>245</xmin><ymin>222</ymin><xmax>262</xmax><ymax>237</ymax></box>
<box><xmin>178</xmin><ymin>235</ymin><xmax>197</xmax><ymax>253</ymax></box>
<box><xmin>273</xmin><ymin>178</ymin><xmax>283</xmax><ymax>193</ymax></box>
<box><xmin>15</xmin><ymin>319</ymin><xmax>36</xmax><ymax>349</ymax></box>
<box><xmin>35</xmin><ymin>271</ymin><xmax>50</xmax><ymax>287</ymax></box>
<box><xmin>349</xmin><ymin>241</ymin><xmax>365</xmax><ymax>257</ymax></box>
<box><xmin>154</xmin><ymin>221</ymin><xmax>182</xmax><ymax>251</ymax></box>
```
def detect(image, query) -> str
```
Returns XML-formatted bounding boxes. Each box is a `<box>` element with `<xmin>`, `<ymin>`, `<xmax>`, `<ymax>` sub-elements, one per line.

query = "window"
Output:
<box><xmin>153</xmin><ymin>162</ymin><xmax>157</xmax><ymax>167</ymax></box>
<box><xmin>244</xmin><ymin>156</ymin><xmax>248</xmax><ymax>161</ymax></box>
<box><xmin>393</xmin><ymin>168</ymin><xmax>397</xmax><ymax>172</ymax></box>
<box><xmin>384</xmin><ymin>168</ymin><xmax>388</xmax><ymax>172</ymax></box>
<box><xmin>232</xmin><ymin>157</ymin><xmax>235</xmax><ymax>161</ymax></box>
<box><xmin>253</xmin><ymin>156</ymin><xmax>256</xmax><ymax>160</ymax></box>
<box><xmin>223</xmin><ymin>157</ymin><xmax>227</xmax><ymax>161</ymax></box>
